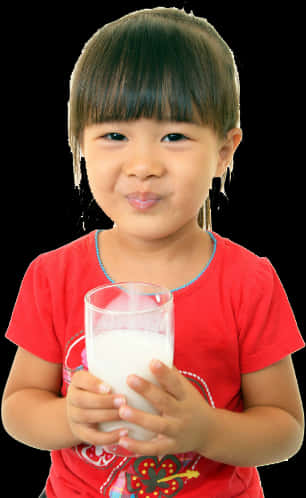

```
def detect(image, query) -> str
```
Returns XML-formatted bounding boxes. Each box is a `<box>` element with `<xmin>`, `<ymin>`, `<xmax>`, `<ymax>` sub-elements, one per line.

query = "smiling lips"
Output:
<box><xmin>126</xmin><ymin>191</ymin><xmax>162</xmax><ymax>210</ymax></box>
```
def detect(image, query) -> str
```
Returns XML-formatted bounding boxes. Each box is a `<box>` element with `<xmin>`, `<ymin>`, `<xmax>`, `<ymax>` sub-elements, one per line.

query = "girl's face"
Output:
<box><xmin>82</xmin><ymin>118</ymin><xmax>241</xmax><ymax>241</ymax></box>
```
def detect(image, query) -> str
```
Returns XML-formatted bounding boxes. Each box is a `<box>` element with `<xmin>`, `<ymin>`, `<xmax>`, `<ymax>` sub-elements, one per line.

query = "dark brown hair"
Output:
<box><xmin>68</xmin><ymin>7</ymin><xmax>240</xmax><ymax>230</ymax></box>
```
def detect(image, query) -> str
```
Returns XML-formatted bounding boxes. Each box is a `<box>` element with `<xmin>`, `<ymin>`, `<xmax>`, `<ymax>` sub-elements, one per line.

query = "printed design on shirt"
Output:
<box><xmin>74</xmin><ymin>444</ymin><xmax>117</xmax><ymax>469</ymax></box>
<box><xmin>101</xmin><ymin>454</ymin><xmax>200</xmax><ymax>497</ymax></box>
<box><xmin>62</xmin><ymin>331</ymin><xmax>87</xmax><ymax>396</ymax></box>
<box><xmin>99</xmin><ymin>369</ymin><xmax>214</xmax><ymax>497</ymax></box>
<box><xmin>179</xmin><ymin>370</ymin><xmax>215</xmax><ymax>408</ymax></box>
<box><xmin>63</xmin><ymin>331</ymin><xmax>214</xmax><ymax>497</ymax></box>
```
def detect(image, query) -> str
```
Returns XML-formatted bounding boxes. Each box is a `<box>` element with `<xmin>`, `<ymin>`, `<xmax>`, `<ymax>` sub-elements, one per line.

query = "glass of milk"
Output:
<box><xmin>84</xmin><ymin>281</ymin><xmax>174</xmax><ymax>456</ymax></box>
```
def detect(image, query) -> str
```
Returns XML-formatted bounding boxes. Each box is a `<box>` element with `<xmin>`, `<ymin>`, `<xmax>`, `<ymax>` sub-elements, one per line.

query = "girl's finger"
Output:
<box><xmin>71</xmin><ymin>369</ymin><xmax>112</xmax><ymax>394</ymax></box>
<box><xmin>126</xmin><ymin>374</ymin><xmax>177</xmax><ymax>414</ymax></box>
<box><xmin>71</xmin><ymin>370</ymin><xmax>111</xmax><ymax>394</ymax></box>
<box><xmin>149</xmin><ymin>361</ymin><xmax>186</xmax><ymax>400</ymax></box>
<box><xmin>118</xmin><ymin>404</ymin><xmax>178</xmax><ymax>437</ymax></box>
<box><xmin>118</xmin><ymin>433</ymin><xmax>175</xmax><ymax>457</ymax></box>
<box><xmin>79</xmin><ymin>425</ymin><xmax>129</xmax><ymax>447</ymax></box>
<box><xmin>69</xmin><ymin>390</ymin><xmax>113</xmax><ymax>409</ymax></box>
<box><xmin>71</xmin><ymin>407</ymin><xmax>121</xmax><ymax>425</ymax></box>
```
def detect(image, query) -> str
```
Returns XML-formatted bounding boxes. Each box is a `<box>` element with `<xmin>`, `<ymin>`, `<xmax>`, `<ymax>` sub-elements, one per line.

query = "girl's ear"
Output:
<box><xmin>216</xmin><ymin>128</ymin><xmax>242</xmax><ymax>177</ymax></box>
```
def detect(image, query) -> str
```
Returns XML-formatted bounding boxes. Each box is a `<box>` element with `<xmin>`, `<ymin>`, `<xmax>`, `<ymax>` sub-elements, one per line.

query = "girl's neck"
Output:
<box><xmin>109</xmin><ymin>220</ymin><xmax>208</xmax><ymax>264</ymax></box>
<box><xmin>98</xmin><ymin>221</ymin><xmax>214</xmax><ymax>290</ymax></box>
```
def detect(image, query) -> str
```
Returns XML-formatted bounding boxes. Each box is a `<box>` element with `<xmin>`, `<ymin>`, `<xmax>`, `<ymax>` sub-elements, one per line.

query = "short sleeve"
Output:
<box><xmin>238</xmin><ymin>257</ymin><xmax>304</xmax><ymax>374</ymax></box>
<box><xmin>5</xmin><ymin>256</ymin><xmax>62</xmax><ymax>363</ymax></box>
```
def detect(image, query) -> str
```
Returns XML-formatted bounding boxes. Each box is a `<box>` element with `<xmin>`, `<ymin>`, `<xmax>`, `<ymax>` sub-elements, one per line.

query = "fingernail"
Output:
<box><xmin>119</xmin><ymin>429</ymin><xmax>129</xmax><ymax>437</ymax></box>
<box><xmin>128</xmin><ymin>375</ymin><xmax>142</xmax><ymax>388</ymax></box>
<box><xmin>152</xmin><ymin>359</ymin><xmax>163</xmax><ymax>369</ymax></box>
<box><xmin>119</xmin><ymin>438</ymin><xmax>129</xmax><ymax>448</ymax></box>
<box><xmin>114</xmin><ymin>396</ymin><xmax>126</xmax><ymax>408</ymax></box>
<box><xmin>99</xmin><ymin>383</ymin><xmax>111</xmax><ymax>393</ymax></box>
<box><xmin>119</xmin><ymin>406</ymin><xmax>132</xmax><ymax>418</ymax></box>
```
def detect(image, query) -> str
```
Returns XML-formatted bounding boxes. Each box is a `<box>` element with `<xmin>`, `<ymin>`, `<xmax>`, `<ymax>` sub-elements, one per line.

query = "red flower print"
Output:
<box><xmin>126</xmin><ymin>455</ymin><xmax>199</xmax><ymax>497</ymax></box>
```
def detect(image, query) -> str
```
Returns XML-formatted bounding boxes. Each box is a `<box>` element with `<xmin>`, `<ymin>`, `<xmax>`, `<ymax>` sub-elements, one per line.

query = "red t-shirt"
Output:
<box><xmin>5</xmin><ymin>230</ymin><xmax>304</xmax><ymax>497</ymax></box>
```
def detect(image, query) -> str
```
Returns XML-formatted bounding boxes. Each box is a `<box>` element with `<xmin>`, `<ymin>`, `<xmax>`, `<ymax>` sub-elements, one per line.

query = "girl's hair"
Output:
<box><xmin>68</xmin><ymin>7</ymin><xmax>240</xmax><ymax>231</ymax></box>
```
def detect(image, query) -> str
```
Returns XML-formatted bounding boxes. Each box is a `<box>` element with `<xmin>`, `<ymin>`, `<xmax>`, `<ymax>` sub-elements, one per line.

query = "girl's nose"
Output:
<box><xmin>123</xmin><ymin>156</ymin><xmax>166</xmax><ymax>180</ymax></box>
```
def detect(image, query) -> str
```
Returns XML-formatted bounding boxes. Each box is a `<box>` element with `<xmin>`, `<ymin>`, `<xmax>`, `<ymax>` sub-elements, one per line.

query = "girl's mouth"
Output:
<box><xmin>126</xmin><ymin>192</ymin><xmax>162</xmax><ymax>210</ymax></box>
<box><xmin>127</xmin><ymin>198</ymin><xmax>160</xmax><ymax>210</ymax></box>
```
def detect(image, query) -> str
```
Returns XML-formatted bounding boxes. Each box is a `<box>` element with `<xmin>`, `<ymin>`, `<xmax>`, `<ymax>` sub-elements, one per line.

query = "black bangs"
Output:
<box><xmin>79</xmin><ymin>17</ymin><xmax>217</xmax><ymax>127</ymax></box>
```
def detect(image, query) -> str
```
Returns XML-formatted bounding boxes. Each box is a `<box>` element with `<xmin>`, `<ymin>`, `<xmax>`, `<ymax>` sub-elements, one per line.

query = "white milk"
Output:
<box><xmin>87</xmin><ymin>329</ymin><xmax>173</xmax><ymax>440</ymax></box>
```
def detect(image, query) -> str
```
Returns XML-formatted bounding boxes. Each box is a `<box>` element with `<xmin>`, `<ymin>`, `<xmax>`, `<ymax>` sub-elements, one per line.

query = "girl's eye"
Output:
<box><xmin>102</xmin><ymin>133</ymin><xmax>127</xmax><ymax>141</ymax></box>
<box><xmin>100</xmin><ymin>132</ymin><xmax>188</xmax><ymax>142</ymax></box>
<box><xmin>163</xmin><ymin>133</ymin><xmax>188</xmax><ymax>142</ymax></box>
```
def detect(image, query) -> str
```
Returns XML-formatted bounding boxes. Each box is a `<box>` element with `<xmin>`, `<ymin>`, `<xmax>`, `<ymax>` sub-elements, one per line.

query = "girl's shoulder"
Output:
<box><xmin>211</xmin><ymin>231</ymin><xmax>275</xmax><ymax>290</ymax></box>
<box><xmin>37</xmin><ymin>230</ymin><xmax>96</xmax><ymax>267</ymax></box>
<box><xmin>25</xmin><ymin>230</ymin><xmax>98</xmax><ymax>292</ymax></box>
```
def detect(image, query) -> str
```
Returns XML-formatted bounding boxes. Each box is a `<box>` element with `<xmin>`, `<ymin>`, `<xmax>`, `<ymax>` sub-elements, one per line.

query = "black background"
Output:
<box><xmin>1</xmin><ymin>2</ymin><xmax>305</xmax><ymax>496</ymax></box>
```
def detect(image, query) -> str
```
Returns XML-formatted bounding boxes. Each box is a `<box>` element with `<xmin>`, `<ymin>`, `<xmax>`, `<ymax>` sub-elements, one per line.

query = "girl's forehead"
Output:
<box><xmin>83</xmin><ymin>99</ymin><xmax>206</xmax><ymax>133</ymax></box>
<box><xmin>85</xmin><ymin>117</ymin><xmax>201</xmax><ymax>128</ymax></box>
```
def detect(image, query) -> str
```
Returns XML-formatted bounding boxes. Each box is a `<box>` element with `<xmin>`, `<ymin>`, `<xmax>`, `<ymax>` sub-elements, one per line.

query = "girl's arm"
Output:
<box><xmin>115</xmin><ymin>356</ymin><xmax>304</xmax><ymax>465</ymax></box>
<box><xmin>200</xmin><ymin>355</ymin><xmax>305</xmax><ymax>467</ymax></box>
<box><xmin>1</xmin><ymin>347</ymin><xmax>80</xmax><ymax>450</ymax></box>
<box><xmin>1</xmin><ymin>348</ymin><xmax>127</xmax><ymax>451</ymax></box>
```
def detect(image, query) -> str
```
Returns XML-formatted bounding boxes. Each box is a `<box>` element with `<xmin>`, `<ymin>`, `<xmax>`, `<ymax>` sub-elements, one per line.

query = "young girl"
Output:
<box><xmin>2</xmin><ymin>7</ymin><xmax>304</xmax><ymax>498</ymax></box>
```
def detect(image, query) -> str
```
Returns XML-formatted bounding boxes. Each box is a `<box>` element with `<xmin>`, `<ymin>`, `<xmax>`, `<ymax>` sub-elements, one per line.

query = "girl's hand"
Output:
<box><xmin>66</xmin><ymin>369</ymin><xmax>128</xmax><ymax>446</ymax></box>
<box><xmin>117</xmin><ymin>360</ymin><xmax>214</xmax><ymax>456</ymax></box>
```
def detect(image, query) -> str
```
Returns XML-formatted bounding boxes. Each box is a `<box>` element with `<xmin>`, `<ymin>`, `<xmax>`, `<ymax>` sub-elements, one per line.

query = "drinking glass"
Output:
<box><xmin>84</xmin><ymin>281</ymin><xmax>174</xmax><ymax>456</ymax></box>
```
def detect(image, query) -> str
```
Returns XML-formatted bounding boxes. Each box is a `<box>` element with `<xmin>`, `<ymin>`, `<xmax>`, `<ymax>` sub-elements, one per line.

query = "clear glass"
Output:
<box><xmin>84</xmin><ymin>281</ymin><xmax>174</xmax><ymax>457</ymax></box>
